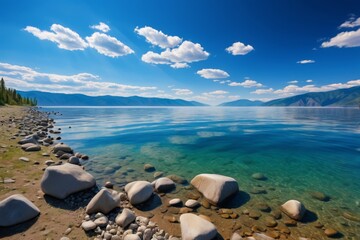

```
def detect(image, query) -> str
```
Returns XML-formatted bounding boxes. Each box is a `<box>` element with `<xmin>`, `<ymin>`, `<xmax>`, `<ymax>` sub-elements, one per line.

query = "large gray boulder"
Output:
<box><xmin>281</xmin><ymin>200</ymin><xmax>306</xmax><ymax>220</ymax></box>
<box><xmin>152</xmin><ymin>177</ymin><xmax>176</xmax><ymax>192</ymax></box>
<box><xmin>190</xmin><ymin>174</ymin><xmax>239</xmax><ymax>204</ymax></box>
<box><xmin>0</xmin><ymin>194</ymin><xmax>40</xmax><ymax>227</ymax></box>
<box><xmin>180</xmin><ymin>213</ymin><xmax>217</xmax><ymax>240</ymax></box>
<box><xmin>86</xmin><ymin>189</ymin><xmax>120</xmax><ymax>214</ymax></box>
<box><xmin>125</xmin><ymin>181</ymin><xmax>153</xmax><ymax>205</ymax></box>
<box><xmin>41</xmin><ymin>163</ymin><xmax>96</xmax><ymax>199</ymax></box>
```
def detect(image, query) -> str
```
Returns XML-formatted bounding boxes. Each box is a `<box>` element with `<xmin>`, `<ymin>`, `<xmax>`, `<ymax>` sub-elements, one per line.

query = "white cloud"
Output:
<box><xmin>85</xmin><ymin>32</ymin><xmax>134</xmax><ymax>57</ymax></box>
<box><xmin>288</xmin><ymin>80</ymin><xmax>298</xmax><ymax>84</ymax></box>
<box><xmin>141</xmin><ymin>41</ymin><xmax>209</xmax><ymax>67</ymax></box>
<box><xmin>197</xmin><ymin>68</ymin><xmax>229</xmax><ymax>79</ymax></box>
<box><xmin>297</xmin><ymin>59</ymin><xmax>315</xmax><ymax>64</ymax></box>
<box><xmin>306</xmin><ymin>79</ymin><xmax>313</xmax><ymax>83</ymax></box>
<box><xmin>90</xmin><ymin>22</ymin><xmax>110</xmax><ymax>32</ymax></box>
<box><xmin>321</xmin><ymin>28</ymin><xmax>360</xmax><ymax>48</ymax></box>
<box><xmin>135</xmin><ymin>26</ymin><xmax>182</xmax><ymax>49</ymax></box>
<box><xmin>251</xmin><ymin>88</ymin><xmax>274</xmax><ymax>94</ymax></box>
<box><xmin>205</xmin><ymin>90</ymin><xmax>228</xmax><ymax>95</ymax></box>
<box><xmin>226</xmin><ymin>41</ymin><xmax>254</xmax><ymax>55</ymax></box>
<box><xmin>340</xmin><ymin>17</ymin><xmax>360</xmax><ymax>28</ymax></box>
<box><xmin>0</xmin><ymin>62</ymin><xmax>157</xmax><ymax>96</ymax></box>
<box><xmin>24</xmin><ymin>24</ymin><xmax>88</xmax><ymax>50</ymax></box>
<box><xmin>172</xmin><ymin>88</ymin><xmax>193</xmax><ymax>95</ymax></box>
<box><xmin>170</xmin><ymin>63</ymin><xmax>189</xmax><ymax>69</ymax></box>
<box><xmin>229</xmin><ymin>79</ymin><xmax>263</xmax><ymax>88</ymax></box>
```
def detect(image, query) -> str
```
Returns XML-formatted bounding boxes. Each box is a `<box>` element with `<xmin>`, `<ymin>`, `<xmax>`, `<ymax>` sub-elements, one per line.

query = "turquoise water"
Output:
<box><xmin>43</xmin><ymin>107</ymin><xmax>360</xmax><ymax>237</ymax></box>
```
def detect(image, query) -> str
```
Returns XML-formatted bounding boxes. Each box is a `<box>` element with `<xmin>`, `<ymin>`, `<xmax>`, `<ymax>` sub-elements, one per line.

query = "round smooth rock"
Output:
<box><xmin>185</xmin><ymin>199</ymin><xmax>200</xmax><ymax>208</ymax></box>
<box><xmin>169</xmin><ymin>198</ymin><xmax>182</xmax><ymax>206</ymax></box>
<box><xmin>324</xmin><ymin>228</ymin><xmax>338</xmax><ymax>237</ymax></box>
<box><xmin>153</xmin><ymin>177</ymin><xmax>176</xmax><ymax>192</ymax></box>
<box><xmin>251</xmin><ymin>172</ymin><xmax>267</xmax><ymax>180</ymax></box>
<box><xmin>81</xmin><ymin>220</ymin><xmax>97</xmax><ymax>231</ymax></box>
<box><xmin>124</xmin><ymin>181</ymin><xmax>153</xmax><ymax>205</ymax></box>
<box><xmin>281</xmin><ymin>200</ymin><xmax>306</xmax><ymax>220</ymax></box>
<box><xmin>115</xmin><ymin>208</ymin><xmax>136</xmax><ymax>228</ymax></box>
<box><xmin>180</xmin><ymin>213</ymin><xmax>217</xmax><ymax>240</ymax></box>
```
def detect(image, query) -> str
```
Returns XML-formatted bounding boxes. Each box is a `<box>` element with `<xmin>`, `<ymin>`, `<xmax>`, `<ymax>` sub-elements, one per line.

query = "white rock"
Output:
<box><xmin>81</xmin><ymin>220</ymin><xmax>97</xmax><ymax>231</ymax></box>
<box><xmin>230</xmin><ymin>232</ymin><xmax>243</xmax><ymax>240</ymax></box>
<box><xmin>0</xmin><ymin>194</ymin><xmax>40</xmax><ymax>227</ymax></box>
<box><xmin>19</xmin><ymin>157</ymin><xmax>30</xmax><ymax>162</ymax></box>
<box><xmin>125</xmin><ymin>181</ymin><xmax>153</xmax><ymax>205</ymax></box>
<box><xmin>115</xmin><ymin>208</ymin><xmax>136</xmax><ymax>228</ymax></box>
<box><xmin>124</xmin><ymin>234</ymin><xmax>141</xmax><ymax>240</ymax></box>
<box><xmin>180</xmin><ymin>213</ymin><xmax>217</xmax><ymax>240</ymax></box>
<box><xmin>86</xmin><ymin>189</ymin><xmax>120</xmax><ymax>214</ymax></box>
<box><xmin>191</xmin><ymin>174</ymin><xmax>239</xmax><ymax>204</ymax></box>
<box><xmin>281</xmin><ymin>200</ymin><xmax>306</xmax><ymax>220</ymax></box>
<box><xmin>40</xmin><ymin>163</ymin><xmax>96</xmax><ymax>199</ymax></box>
<box><xmin>185</xmin><ymin>199</ymin><xmax>200</xmax><ymax>208</ymax></box>
<box><xmin>152</xmin><ymin>177</ymin><xmax>175</xmax><ymax>193</ymax></box>
<box><xmin>169</xmin><ymin>198</ymin><xmax>182</xmax><ymax>206</ymax></box>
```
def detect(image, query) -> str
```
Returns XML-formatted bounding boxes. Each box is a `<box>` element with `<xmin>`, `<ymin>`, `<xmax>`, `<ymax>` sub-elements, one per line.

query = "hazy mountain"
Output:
<box><xmin>18</xmin><ymin>91</ymin><xmax>207</xmax><ymax>106</ymax></box>
<box><xmin>263</xmin><ymin>86</ymin><xmax>360</xmax><ymax>107</ymax></box>
<box><xmin>219</xmin><ymin>99</ymin><xmax>264</xmax><ymax>106</ymax></box>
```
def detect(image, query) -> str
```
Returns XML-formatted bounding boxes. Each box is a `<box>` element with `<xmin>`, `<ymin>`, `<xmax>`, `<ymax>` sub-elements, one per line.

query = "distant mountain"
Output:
<box><xmin>263</xmin><ymin>86</ymin><xmax>360</xmax><ymax>107</ymax></box>
<box><xmin>219</xmin><ymin>99</ymin><xmax>264</xmax><ymax>106</ymax></box>
<box><xmin>18</xmin><ymin>91</ymin><xmax>207</xmax><ymax>106</ymax></box>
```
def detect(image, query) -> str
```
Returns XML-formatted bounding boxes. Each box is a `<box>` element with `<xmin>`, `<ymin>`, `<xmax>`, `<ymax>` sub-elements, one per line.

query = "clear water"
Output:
<box><xmin>43</xmin><ymin>106</ymin><xmax>360</xmax><ymax>238</ymax></box>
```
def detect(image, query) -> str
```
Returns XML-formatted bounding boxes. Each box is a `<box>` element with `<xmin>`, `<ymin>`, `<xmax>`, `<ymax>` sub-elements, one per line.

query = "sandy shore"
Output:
<box><xmin>0</xmin><ymin>106</ymin><xmax>87</xmax><ymax>239</ymax></box>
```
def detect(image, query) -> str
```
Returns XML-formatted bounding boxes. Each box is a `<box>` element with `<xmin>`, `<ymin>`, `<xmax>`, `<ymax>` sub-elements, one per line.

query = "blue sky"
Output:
<box><xmin>0</xmin><ymin>0</ymin><xmax>360</xmax><ymax>105</ymax></box>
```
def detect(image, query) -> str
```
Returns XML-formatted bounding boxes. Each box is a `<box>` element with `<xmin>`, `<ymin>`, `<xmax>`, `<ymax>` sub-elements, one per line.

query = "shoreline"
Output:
<box><xmin>0</xmin><ymin>106</ymin><xmax>359</xmax><ymax>239</ymax></box>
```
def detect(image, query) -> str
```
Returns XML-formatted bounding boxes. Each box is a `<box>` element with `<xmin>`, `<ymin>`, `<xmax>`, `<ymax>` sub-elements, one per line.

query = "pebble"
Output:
<box><xmin>144</xmin><ymin>164</ymin><xmax>155</xmax><ymax>172</ymax></box>
<box><xmin>284</xmin><ymin>219</ymin><xmax>297</xmax><ymax>226</ymax></box>
<box><xmin>19</xmin><ymin>157</ymin><xmax>30</xmax><ymax>162</ymax></box>
<box><xmin>201</xmin><ymin>199</ymin><xmax>211</xmax><ymax>209</ymax></box>
<box><xmin>94</xmin><ymin>216</ymin><xmax>108</xmax><ymax>227</ymax></box>
<box><xmin>3</xmin><ymin>178</ymin><xmax>15</xmax><ymax>183</ymax></box>
<box><xmin>270</xmin><ymin>210</ymin><xmax>282</xmax><ymax>219</ymax></box>
<box><xmin>185</xmin><ymin>199</ymin><xmax>200</xmax><ymax>208</ymax></box>
<box><xmin>169</xmin><ymin>198</ymin><xmax>182</xmax><ymax>206</ymax></box>
<box><xmin>64</xmin><ymin>227</ymin><xmax>72</xmax><ymax>235</ymax></box>
<box><xmin>324</xmin><ymin>228</ymin><xmax>338</xmax><ymax>237</ymax></box>
<box><xmin>81</xmin><ymin>220</ymin><xmax>97</xmax><ymax>231</ymax></box>
<box><xmin>249</xmin><ymin>210</ymin><xmax>262</xmax><ymax>219</ymax></box>
<box><xmin>265</xmin><ymin>216</ymin><xmax>277</xmax><ymax>227</ymax></box>
<box><xmin>314</xmin><ymin>222</ymin><xmax>324</xmax><ymax>228</ymax></box>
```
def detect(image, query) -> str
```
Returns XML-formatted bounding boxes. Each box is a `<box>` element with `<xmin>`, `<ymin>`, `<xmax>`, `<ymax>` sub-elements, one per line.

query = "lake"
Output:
<box><xmin>43</xmin><ymin>106</ymin><xmax>360</xmax><ymax>238</ymax></box>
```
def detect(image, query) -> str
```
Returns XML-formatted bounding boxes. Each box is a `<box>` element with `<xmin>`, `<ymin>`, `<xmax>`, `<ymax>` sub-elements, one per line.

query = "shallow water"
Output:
<box><xmin>43</xmin><ymin>106</ymin><xmax>360</xmax><ymax>238</ymax></box>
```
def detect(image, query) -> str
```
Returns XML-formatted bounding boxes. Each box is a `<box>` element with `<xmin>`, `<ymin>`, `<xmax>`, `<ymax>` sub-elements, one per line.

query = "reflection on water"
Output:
<box><xmin>44</xmin><ymin>107</ymin><xmax>360</xmax><ymax>238</ymax></box>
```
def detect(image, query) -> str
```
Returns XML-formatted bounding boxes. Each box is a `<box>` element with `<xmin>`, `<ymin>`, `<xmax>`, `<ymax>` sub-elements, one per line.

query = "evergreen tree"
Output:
<box><xmin>0</xmin><ymin>78</ymin><xmax>37</xmax><ymax>106</ymax></box>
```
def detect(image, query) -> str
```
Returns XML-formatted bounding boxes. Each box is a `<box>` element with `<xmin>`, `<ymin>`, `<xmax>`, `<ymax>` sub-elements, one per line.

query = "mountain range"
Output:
<box><xmin>18</xmin><ymin>85</ymin><xmax>360</xmax><ymax>107</ymax></box>
<box><xmin>18</xmin><ymin>91</ymin><xmax>206</xmax><ymax>106</ymax></box>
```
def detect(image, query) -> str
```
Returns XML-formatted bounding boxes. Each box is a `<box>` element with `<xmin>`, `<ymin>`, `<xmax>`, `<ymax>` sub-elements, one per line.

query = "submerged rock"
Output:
<box><xmin>252</xmin><ymin>172</ymin><xmax>267</xmax><ymax>180</ymax></box>
<box><xmin>281</xmin><ymin>200</ymin><xmax>306</xmax><ymax>220</ymax></box>
<box><xmin>0</xmin><ymin>194</ymin><xmax>40</xmax><ymax>227</ymax></box>
<box><xmin>144</xmin><ymin>164</ymin><xmax>155</xmax><ymax>172</ymax></box>
<box><xmin>324</xmin><ymin>228</ymin><xmax>338</xmax><ymax>237</ymax></box>
<box><xmin>191</xmin><ymin>174</ymin><xmax>239</xmax><ymax>205</ymax></box>
<box><xmin>309</xmin><ymin>191</ymin><xmax>329</xmax><ymax>201</ymax></box>
<box><xmin>180</xmin><ymin>213</ymin><xmax>217</xmax><ymax>240</ymax></box>
<box><xmin>40</xmin><ymin>163</ymin><xmax>96</xmax><ymax>199</ymax></box>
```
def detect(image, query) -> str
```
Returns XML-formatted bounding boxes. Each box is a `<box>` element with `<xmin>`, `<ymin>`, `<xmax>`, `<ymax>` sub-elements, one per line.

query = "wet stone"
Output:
<box><xmin>324</xmin><ymin>228</ymin><xmax>338</xmax><ymax>237</ymax></box>
<box><xmin>252</xmin><ymin>172</ymin><xmax>267</xmax><ymax>180</ymax></box>
<box><xmin>310</xmin><ymin>191</ymin><xmax>330</xmax><ymax>201</ymax></box>
<box><xmin>257</xmin><ymin>203</ymin><xmax>271</xmax><ymax>212</ymax></box>
<box><xmin>249</xmin><ymin>210</ymin><xmax>262</xmax><ymax>219</ymax></box>
<box><xmin>314</xmin><ymin>222</ymin><xmax>324</xmax><ymax>228</ymax></box>
<box><xmin>270</xmin><ymin>210</ymin><xmax>282</xmax><ymax>219</ymax></box>
<box><xmin>264</xmin><ymin>216</ymin><xmax>277</xmax><ymax>227</ymax></box>
<box><xmin>284</xmin><ymin>219</ymin><xmax>297</xmax><ymax>226</ymax></box>
<box><xmin>201</xmin><ymin>199</ymin><xmax>211</xmax><ymax>209</ymax></box>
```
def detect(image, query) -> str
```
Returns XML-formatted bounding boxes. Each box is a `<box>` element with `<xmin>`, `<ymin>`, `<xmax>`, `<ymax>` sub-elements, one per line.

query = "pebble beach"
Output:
<box><xmin>1</xmin><ymin>106</ymin><xmax>359</xmax><ymax>240</ymax></box>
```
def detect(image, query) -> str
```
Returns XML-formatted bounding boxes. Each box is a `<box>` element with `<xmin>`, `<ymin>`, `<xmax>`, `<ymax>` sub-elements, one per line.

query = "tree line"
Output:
<box><xmin>0</xmin><ymin>78</ymin><xmax>37</xmax><ymax>106</ymax></box>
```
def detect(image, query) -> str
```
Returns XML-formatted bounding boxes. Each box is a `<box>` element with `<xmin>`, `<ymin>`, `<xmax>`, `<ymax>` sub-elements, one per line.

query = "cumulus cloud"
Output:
<box><xmin>24</xmin><ymin>24</ymin><xmax>88</xmax><ymax>50</ymax></box>
<box><xmin>135</xmin><ymin>26</ymin><xmax>182</xmax><ymax>49</ymax></box>
<box><xmin>90</xmin><ymin>22</ymin><xmax>110</xmax><ymax>32</ymax></box>
<box><xmin>251</xmin><ymin>88</ymin><xmax>274</xmax><ymax>94</ymax></box>
<box><xmin>85</xmin><ymin>32</ymin><xmax>134</xmax><ymax>57</ymax></box>
<box><xmin>141</xmin><ymin>41</ymin><xmax>209</xmax><ymax>66</ymax></box>
<box><xmin>172</xmin><ymin>88</ymin><xmax>193</xmax><ymax>95</ymax></box>
<box><xmin>228</xmin><ymin>79</ymin><xmax>263</xmax><ymax>88</ymax></box>
<box><xmin>297</xmin><ymin>59</ymin><xmax>315</xmax><ymax>64</ymax></box>
<box><xmin>306</xmin><ymin>79</ymin><xmax>313</xmax><ymax>83</ymax></box>
<box><xmin>226</xmin><ymin>41</ymin><xmax>254</xmax><ymax>55</ymax></box>
<box><xmin>340</xmin><ymin>17</ymin><xmax>360</xmax><ymax>28</ymax></box>
<box><xmin>321</xmin><ymin>28</ymin><xmax>360</xmax><ymax>48</ymax></box>
<box><xmin>0</xmin><ymin>62</ymin><xmax>156</xmax><ymax>96</ymax></box>
<box><xmin>197</xmin><ymin>68</ymin><xmax>229</xmax><ymax>79</ymax></box>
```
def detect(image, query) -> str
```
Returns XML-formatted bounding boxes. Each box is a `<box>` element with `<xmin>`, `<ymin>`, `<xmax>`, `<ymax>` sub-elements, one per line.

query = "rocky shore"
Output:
<box><xmin>0</xmin><ymin>106</ymin><xmax>359</xmax><ymax>240</ymax></box>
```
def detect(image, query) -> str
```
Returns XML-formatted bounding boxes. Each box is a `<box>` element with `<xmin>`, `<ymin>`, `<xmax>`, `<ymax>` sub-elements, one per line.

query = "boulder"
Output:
<box><xmin>53</xmin><ymin>143</ymin><xmax>73</xmax><ymax>154</ymax></box>
<box><xmin>191</xmin><ymin>174</ymin><xmax>239</xmax><ymax>204</ymax></box>
<box><xmin>281</xmin><ymin>200</ymin><xmax>306</xmax><ymax>220</ymax></box>
<box><xmin>115</xmin><ymin>208</ymin><xmax>136</xmax><ymax>228</ymax></box>
<box><xmin>180</xmin><ymin>213</ymin><xmax>217</xmax><ymax>240</ymax></box>
<box><xmin>153</xmin><ymin>177</ymin><xmax>176</xmax><ymax>192</ymax></box>
<box><xmin>86</xmin><ymin>189</ymin><xmax>120</xmax><ymax>214</ymax></box>
<box><xmin>41</xmin><ymin>163</ymin><xmax>96</xmax><ymax>199</ymax></box>
<box><xmin>125</xmin><ymin>181</ymin><xmax>153</xmax><ymax>205</ymax></box>
<box><xmin>0</xmin><ymin>194</ymin><xmax>40</xmax><ymax>227</ymax></box>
